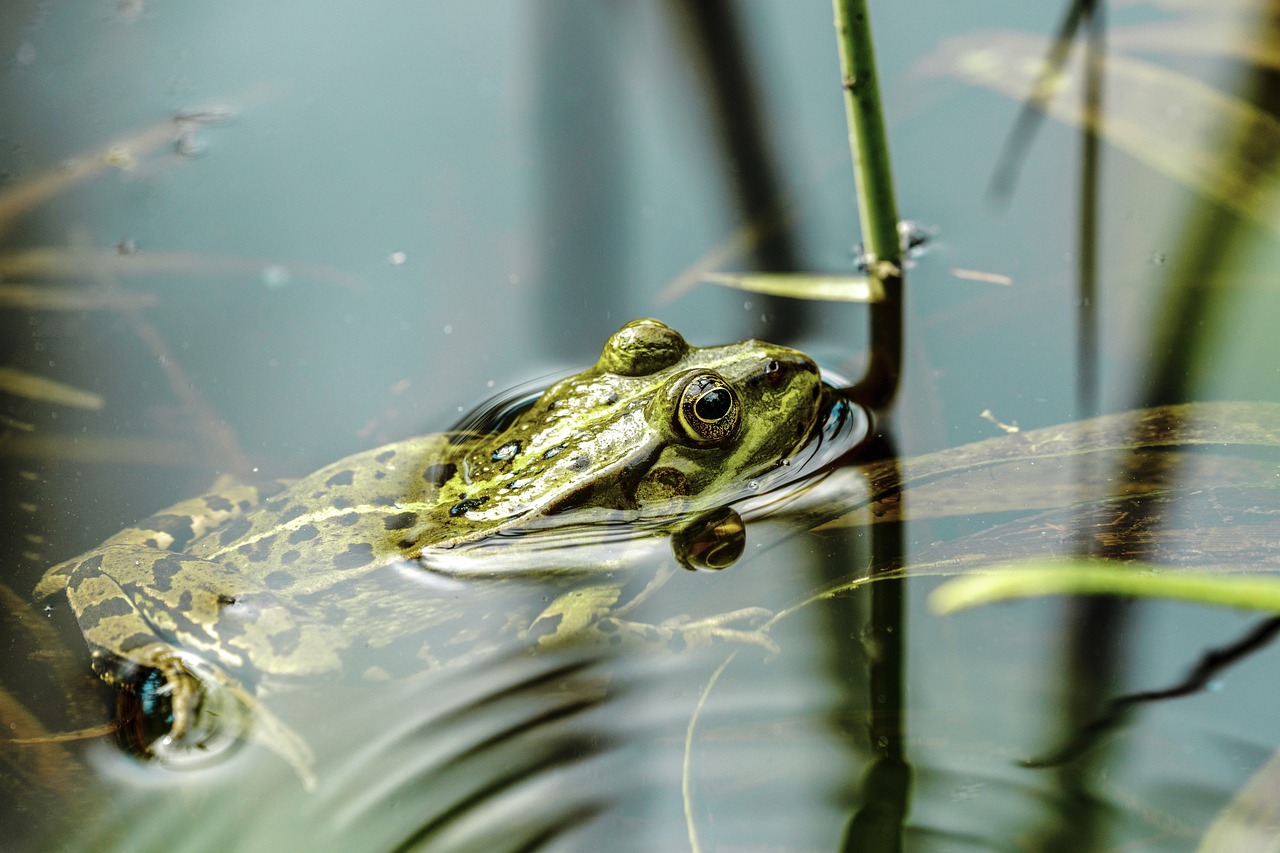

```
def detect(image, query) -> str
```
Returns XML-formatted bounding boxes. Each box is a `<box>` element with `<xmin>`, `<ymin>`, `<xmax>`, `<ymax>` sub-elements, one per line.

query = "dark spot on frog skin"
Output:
<box><xmin>333</xmin><ymin>542</ymin><xmax>375</xmax><ymax>570</ymax></box>
<box><xmin>204</xmin><ymin>495</ymin><xmax>234</xmax><ymax>513</ymax></box>
<box><xmin>281</xmin><ymin>550</ymin><xmax>300</xmax><ymax>564</ymax></box>
<box><xmin>67</xmin><ymin>552</ymin><xmax>104</xmax><ymax>580</ymax></box>
<box><xmin>246</xmin><ymin>536</ymin><xmax>276</xmax><ymax>562</ymax></box>
<box><xmin>449</xmin><ymin>497</ymin><xmax>488</xmax><ymax>517</ymax></box>
<box><xmin>288</xmin><ymin>524</ymin><xmax>320</xmax><ymax>544</ymax></box>
<box><xmin>332</xmin><ymin>496</ymin><xmax>353</xmax><ymax>510</ymax></box>
<box><xmin>118</xmin><ymin>631</ymin><xmax>158</xmax><ymax>653</ymax></box>
<box><xmin>334</xmin><ymin>512</ymin><xmax>361</xmax><ymax>527</ymax></box>
<box><xmin>383</xmin><ymin>511</ymin><xmax>417</xmax><ymax>530</ymax></box>
<box><xmin>568</xmin><ymin>455</ymin><xmax>591</xmax><ymax>472</ymax></box>
<box><xmin>375</xmin><ymin>449</ymin><xmax>396</xmax><ymax>464</ymax></box>
<box><xmin>325</xmin><ymin>470</ymin><xmax>355</xmax><ymax>488</ymax></box>
<box><xmin>218</xmin><ymin>516</ymin><xmax>253</xmax><ymax>547</ymax></box>
<box><xmin>265</xmin><ymin>571</ymin><xmax>293</xmax><ymax>590</ymax></box>
<box><xmin>77</xmin><ymin>596</ymin><xmax>135</xmax><ymax>625</ymax></box>
<box><xmin>278</xmin><ymin>504</ymin><xmax>309</xmax><ymax>524</ymax></box>
<box><xmin>150</xmin><ymin>554</ymin><xmax>187</xmax><ymax>592</ymax></box>
<box><xmin>423</xmin><ymin>463</ymin><xmax>456</xmax><ymax>487</ymax></box>
<box><xmin>374</xmin><ymin>471</ymin><xmax>387</xmax><ymax>481</ymax></box>
<box><xmin>146</xmin><ymin>513</ymin><xmax>198</xmax><ymax>550</ymax></box>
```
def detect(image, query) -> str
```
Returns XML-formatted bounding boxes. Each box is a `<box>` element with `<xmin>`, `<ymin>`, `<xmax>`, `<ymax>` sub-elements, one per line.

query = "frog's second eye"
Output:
<box><xmin>675</xmin><ymin>372</ymin><xmax>740</xmax><ymax>446</ymax></box>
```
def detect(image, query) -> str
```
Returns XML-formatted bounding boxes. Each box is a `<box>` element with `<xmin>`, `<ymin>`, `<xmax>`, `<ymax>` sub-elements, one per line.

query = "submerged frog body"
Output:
<box><xmin>36</xmin><ymin>319</ymin><xmax>827</xmax><ymax>776</ymax></box>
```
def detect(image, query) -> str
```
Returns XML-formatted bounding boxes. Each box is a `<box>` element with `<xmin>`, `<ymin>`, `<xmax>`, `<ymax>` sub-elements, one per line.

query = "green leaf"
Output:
<box><xmin>929</xmin><ymin>559</ymin><xmax>1280</xmax><ymax>614</ymax></box>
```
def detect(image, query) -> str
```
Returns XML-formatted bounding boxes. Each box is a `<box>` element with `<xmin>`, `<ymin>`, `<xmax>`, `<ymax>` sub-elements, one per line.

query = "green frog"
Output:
<box><xmin>35</xmin><ymin>318</ymin><xmax>829</xmax><ymax>781</ymax></box>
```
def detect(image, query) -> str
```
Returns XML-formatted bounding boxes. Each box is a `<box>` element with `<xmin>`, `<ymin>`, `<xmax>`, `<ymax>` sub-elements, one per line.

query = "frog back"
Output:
<box><xmin>185</xmin><ymin>433</ymin><xmax>455</xmax><ymax>593</ymax></box>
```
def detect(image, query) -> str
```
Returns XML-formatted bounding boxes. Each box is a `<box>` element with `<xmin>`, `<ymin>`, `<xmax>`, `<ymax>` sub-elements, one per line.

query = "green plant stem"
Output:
<box><xmin>832</xmin><ymin>0</ymin><xmax>900</xmax><ymax>268</ymax></box>
<box><xmin>832</xmin><ymin>0</ymin><xmax>903</xmax><ymax>409</ymax></box>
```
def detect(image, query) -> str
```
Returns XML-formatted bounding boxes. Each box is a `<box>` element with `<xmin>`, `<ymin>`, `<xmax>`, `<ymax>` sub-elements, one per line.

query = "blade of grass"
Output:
<box><xmin>703</xmin><ymin>271</ymin><xmax>881</xmax><ymax>302</ymax></box>
<box><xmin>930</xmin><ymin>559</ymin><xmax>1280</xmax><ymax>614</ymax></box>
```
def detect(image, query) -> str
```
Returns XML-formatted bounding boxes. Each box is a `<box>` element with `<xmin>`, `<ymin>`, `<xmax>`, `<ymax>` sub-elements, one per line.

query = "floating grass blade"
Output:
<box><xmin>702</xmin><ymin>271</ymin><xmax>881</xmax><ymax>302</ymax></box>
<box><xmin>930</xmin><ymin>559</ymin><xmax>1280</xmax><ymax>614</ymax></box>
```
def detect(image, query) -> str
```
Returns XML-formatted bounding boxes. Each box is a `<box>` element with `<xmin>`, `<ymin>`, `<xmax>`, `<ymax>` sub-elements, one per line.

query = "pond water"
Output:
<box><xmin>3</xmin><ymin>1</ymin><xmax>1279</xmax><ymax>851</ymax></box>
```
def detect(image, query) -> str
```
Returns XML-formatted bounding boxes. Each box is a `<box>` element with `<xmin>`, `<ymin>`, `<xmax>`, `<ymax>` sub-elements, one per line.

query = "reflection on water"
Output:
<box><xmin>42</xmin><ymin>559</ymin><xmax>857</xmax><ymax>852</ymax></box>
<box><xmin>11</xmin><ymin>388</ymin><xmax>869</xmax><ymax>851</ymax></box>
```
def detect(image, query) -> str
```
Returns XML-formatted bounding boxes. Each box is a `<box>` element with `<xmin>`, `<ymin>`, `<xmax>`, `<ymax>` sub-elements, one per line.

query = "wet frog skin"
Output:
<box><xmin>35</xmin><ymin>319</ymin><xmax>826</xmax><ymax>773</ymax></box>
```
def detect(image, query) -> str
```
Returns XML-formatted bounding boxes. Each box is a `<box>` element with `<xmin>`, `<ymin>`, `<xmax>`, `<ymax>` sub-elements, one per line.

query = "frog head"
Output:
<box><xmin>429</xmin><ymin>319</ymin><xmax>826</xmax><ymax>548</ymax></box>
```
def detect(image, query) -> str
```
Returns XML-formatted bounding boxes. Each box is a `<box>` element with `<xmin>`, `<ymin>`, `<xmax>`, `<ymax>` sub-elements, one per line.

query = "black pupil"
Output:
<box><xmin>694</xmin><ymin>388</ymin><xmax>732</xmax><ymax>422</ymax></box>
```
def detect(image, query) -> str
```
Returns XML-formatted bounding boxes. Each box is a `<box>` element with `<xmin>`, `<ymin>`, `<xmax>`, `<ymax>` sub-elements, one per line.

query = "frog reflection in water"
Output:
<box><xmin>36</xmin><ymin>319</ymin><xmax>828</xmax><ymax>776</ymax></box>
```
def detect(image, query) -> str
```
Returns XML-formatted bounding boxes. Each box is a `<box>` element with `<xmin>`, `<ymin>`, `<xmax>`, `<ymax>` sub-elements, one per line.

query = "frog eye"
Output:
<box><xmin>675</xmin><ymin>372</ymin><xmax>740</xmax><ymax>446</ymax></box>
<box><xmin>598</xmin><ymin>318</ymin><xmax>688</xmax><ymax>376</ymax></box>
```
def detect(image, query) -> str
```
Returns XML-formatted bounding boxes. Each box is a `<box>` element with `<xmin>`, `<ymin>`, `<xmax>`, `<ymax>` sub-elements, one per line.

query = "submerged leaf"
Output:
<box><xmin>703</xmin><ymin>272</ymin><xmax>882</xmax><ymax>303</ymax></box>
<box><xmin>0</xmin><ymin>368</ymin><xmax>103</xmax><ymax>410</ymax></box>
<box><xmin>802</xmin><ymin>401</ymin><xmax>1280</xmax><ymax>530</ymax></box>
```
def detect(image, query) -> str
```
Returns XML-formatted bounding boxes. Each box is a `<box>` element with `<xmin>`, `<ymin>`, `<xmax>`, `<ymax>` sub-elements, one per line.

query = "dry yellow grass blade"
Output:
<box><xmin>0</xmin><ymin>368</ymin><xmax>102</xmax><ymax>410</ymax></box>
<box><xmin>0</xmin><ymin>284</ymin><xmax>157</xmax><ymax>311</ymax></box>
<box><xmin>0</xmin><ymin>247</ymin><xmax>366</xmax><ymax>290</ymax></box>
<box><xmin>0</xmin><ymin>120</ymin><xmax>175</xmax><ymax>235</ymax></box>
<box><xmin>703</xmin><ymin>271</ymin><xmax>882</xmax><ymax>303</ymax></box>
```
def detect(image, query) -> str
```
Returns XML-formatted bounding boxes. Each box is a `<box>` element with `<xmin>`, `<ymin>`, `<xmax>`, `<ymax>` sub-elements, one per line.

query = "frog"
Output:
<box><xmin>34</xmin><ymin>318</ymin><xmax>829</xmax><ymax>782</ymax></box>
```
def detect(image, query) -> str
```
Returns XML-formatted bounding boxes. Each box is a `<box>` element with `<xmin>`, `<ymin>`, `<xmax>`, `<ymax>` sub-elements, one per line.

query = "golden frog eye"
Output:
<box><xmin>675</xmin><ymin>372</ymin><xmax>740</xmax><ymax>446</ymax></box>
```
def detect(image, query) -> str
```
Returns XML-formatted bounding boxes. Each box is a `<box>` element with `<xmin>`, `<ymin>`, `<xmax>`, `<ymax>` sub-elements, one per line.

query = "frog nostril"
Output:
<box><xmin>764</xmin><ymin>359</ymin><xmax>784</xmax><ymax>384</ymax></box>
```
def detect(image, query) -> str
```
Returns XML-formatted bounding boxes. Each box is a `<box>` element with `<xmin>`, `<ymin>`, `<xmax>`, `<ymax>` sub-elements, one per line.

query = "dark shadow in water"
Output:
<box><xmin>985</xmin><ymin>0</ymin><xmax>1094</xmax><ymax>207</ymax></box>
<box><xmin>1029</xmin><ymin>615</ymin><xmax>1280</xmax><ymax>768</ymax></box>
<box><xmin>533</xmin><ymin>1</ymin><xmax>810</xmax><ymax>354</ymax></box>
<box><xmin>840</xmin><ymin>430</ymin><xmax>911</xmax><ymax>853</ymax></box>
<box><xmin>663</xmin><ymin>0</ymin><xmax>808</xmax><ymax>344</ymax></box>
